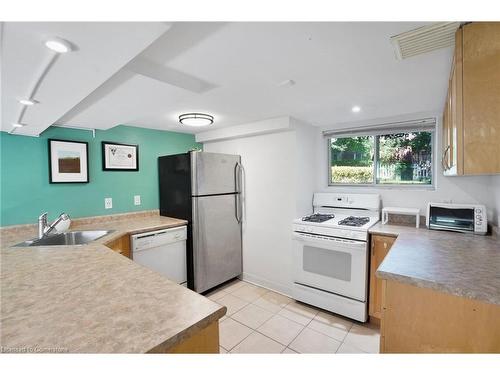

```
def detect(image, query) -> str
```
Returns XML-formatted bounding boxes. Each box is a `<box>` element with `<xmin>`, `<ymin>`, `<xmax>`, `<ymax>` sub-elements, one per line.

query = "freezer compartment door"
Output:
<box><xmin>192</xmin><ymin>194</ymin><xmax>242</xmax><ymax>292</ymax></box>
<box><xmin>191</xmin><ymin>152</ymin><xmax>241</xmax><ymax>196</ymax></box>
<box><xmin>158</xmin><ymin>153</ymin><xmax>192</xmax><ymax>221</ymax></box>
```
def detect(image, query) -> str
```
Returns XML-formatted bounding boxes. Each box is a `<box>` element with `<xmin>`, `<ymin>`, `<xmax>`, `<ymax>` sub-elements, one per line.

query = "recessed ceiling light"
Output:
<box><xmin>351</xmin><ymin>106</ymin><xmax>361</xmax><ymax>113</ymax></box>
<box><xmin>19</xmin><ymin>98</ymin><xmax>37</xmax><ymax>106</ymax></box>
<box><xmin>179</xmin><ymin>113</ymin><xmax>214</xmax><ymax>127</ymax></box>
<box><xmin>12</xmin><ymin>123</ymin><xmax>26</xmax><ymax>128</ymax></box>
<box><xmin>45</xmin><ymin>37</ymin><xmax>73</xmax><ymax>53</ymax></box>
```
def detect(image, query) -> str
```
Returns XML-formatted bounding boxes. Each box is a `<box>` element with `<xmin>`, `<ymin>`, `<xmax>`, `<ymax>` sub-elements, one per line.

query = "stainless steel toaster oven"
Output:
<box><xmin>426</xmin><ymin>203</ymin><xmax>487</xmax><ymax>234</ymax></box>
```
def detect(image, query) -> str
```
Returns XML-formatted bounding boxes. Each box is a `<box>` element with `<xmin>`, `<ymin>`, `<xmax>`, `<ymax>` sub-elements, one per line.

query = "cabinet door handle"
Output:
<box><xmin>441</xmin><ymin>145</ymin><xmax>450</xmax><ymax>171</ymax></box>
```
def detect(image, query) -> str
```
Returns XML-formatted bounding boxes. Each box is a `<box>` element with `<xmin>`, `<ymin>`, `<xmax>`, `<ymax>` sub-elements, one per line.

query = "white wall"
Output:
<box><xmin>315</xmin><ymin>113</ymin><xmax>500</xmax><ymax>227</ymax></box>
<box><xmin>196</xmin><ymin>116</ymin><xmax>293</xmax><ymax>143</ymax></box>
<box><xmin>204</xmin><ymin>129</ymin><xmax>297</xmax><ymax>295</ymax></box>
<box><xmin>491</xmin><ymin>175</ymin><xmax>500</xmax><ymax>228</ymax></box>
<box><xmin>202</xmin><ymin>117</ymin><xmax>318</xmax><ymax>295</ymax></box>
<box><xmin>293</xmin><ymin>118</ymin><xmax>318</xmax><ymax>217</ymax></box>
<box><xmin>202</xmin><ymin>114</ymin><xmax>499</xmax><ymax>296</ymax></box>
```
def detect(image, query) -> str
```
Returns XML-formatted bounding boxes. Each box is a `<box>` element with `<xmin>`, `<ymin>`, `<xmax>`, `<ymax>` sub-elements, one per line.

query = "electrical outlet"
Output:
<box><xmin>134</xmin><ymin>195</ymin><xmax>141</xmax><ymax>206</ymax></box>
<box><xmin>105</xmin><ymin>198</ymin><xmax>113</xmax><ymax>209</ymax></box>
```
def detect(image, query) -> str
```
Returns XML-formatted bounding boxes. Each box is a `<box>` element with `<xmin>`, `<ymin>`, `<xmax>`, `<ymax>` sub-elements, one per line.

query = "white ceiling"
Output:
<box><xmin>1</xmin><ymin>22</ymin><xmax>169</xmax><ymax>136</ymax></box>
<box><xmin>2</xmin><ymin>22</ymin><xmax>454</xmax><ymax>135</ymax></box>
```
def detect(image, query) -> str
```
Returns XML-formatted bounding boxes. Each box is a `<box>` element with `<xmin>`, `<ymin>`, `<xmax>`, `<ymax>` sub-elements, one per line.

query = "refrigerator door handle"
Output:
<box><xmin>235</xmin><ymin>194</ymin><xmax>241</xmax><ymax>223</ymax></box>
<box><xmin>234</xmin><ymin>162</ymin><xmax>241</xmax><ymax>193</ymax></box>
<box><xmin>235</xmin><ymin>162</ymin><xmax>243</xmax><ymax>223</ymax></box>
<box><xmin>192</xmin><ymin>197</ymin><xmax>199</xmax><ymax>287</ymax></box>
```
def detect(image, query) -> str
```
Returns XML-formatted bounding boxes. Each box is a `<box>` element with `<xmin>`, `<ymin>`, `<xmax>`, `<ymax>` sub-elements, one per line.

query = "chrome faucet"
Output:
<box><xmin>38</xmin><ymin>212</ymin><xmax>70</xmax><ymax>239</ymax></box>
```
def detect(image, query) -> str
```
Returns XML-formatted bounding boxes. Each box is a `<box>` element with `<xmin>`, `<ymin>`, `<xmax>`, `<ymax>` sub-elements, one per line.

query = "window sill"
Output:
<box><xmin>327</xmin><ymin>183</ymin><xmax>436</xmax><ymax>191</ymax></box>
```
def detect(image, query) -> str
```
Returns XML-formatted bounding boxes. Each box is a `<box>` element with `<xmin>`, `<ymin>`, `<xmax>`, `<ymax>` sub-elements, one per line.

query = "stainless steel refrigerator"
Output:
<box><xmin>158</xmin><ymin>151</ymin><xmax>243</xmax><ymax>293</ymax></box>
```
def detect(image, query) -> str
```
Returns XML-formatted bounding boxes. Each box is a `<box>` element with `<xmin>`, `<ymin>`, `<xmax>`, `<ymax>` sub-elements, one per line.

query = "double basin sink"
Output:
<box><xmin>15</xmin><ymin>230</ymin><xmax>113</xmax><ymax>247</ymax></box>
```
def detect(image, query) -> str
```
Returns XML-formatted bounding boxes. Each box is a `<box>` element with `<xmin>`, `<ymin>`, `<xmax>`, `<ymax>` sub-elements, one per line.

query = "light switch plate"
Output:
<box><xmin>134</xmin><ymin>195</ymin><xmax>141</xmax><ymax>206</ymax></box>
<box><xmin>105</xmin><ymin>198</ymin><xmax>112</xmax><ymax>209</ymax></box>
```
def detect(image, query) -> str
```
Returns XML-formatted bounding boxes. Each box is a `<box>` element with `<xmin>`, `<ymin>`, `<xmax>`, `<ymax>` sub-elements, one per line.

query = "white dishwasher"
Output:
<box><xmin>131</xmin><ymin>226</ymin><xmax>187</xmax><ymax>285</ymax></box>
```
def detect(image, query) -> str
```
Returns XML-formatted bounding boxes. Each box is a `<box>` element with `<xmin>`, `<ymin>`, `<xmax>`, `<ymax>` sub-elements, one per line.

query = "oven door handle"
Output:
<box><xmin>293</xmin><ymin>232</ymin><xmax>366</xmax><ymax>251</ymax></box>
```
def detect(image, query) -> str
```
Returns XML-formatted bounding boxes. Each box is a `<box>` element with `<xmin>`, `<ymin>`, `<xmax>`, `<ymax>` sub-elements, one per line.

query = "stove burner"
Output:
<box><xmin>338</xmin><ymin>216</ymin><xmax>370</xmax><ymax>227</ymax></box>
<box><xmin>301</xmin><ymin>213</ymin><xmax>335</xmax><ymax>223</ymax></box>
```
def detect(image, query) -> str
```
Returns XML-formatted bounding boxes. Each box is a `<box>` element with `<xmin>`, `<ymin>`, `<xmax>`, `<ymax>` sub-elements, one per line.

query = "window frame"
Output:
<box><xmin>327</xmin><ymin>131</ymin><xmax>435</xmax><ymax>189</ymax></box>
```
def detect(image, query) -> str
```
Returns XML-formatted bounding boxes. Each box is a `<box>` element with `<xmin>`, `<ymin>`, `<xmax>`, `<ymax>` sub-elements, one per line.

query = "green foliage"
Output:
<box><xmin>331</xmin><ymin>166</ymin><xmax>373</xmax><ymax>184</ymax></box>
<box><xmin>331</xmin><ymin>159</ymin><xmax>372</xmax><ymax>167</ymax></box>
<box><xmin>330</xmin><ymin>136</ymin><xmax>373</xmax><ymax>167</ymax></box>
<box><xmin>330</xmin><ymin>136</ymin><xmax>372</xmax><ymax>154</ymax></box>
<box><xmin>329</xmin><ymin>132</ymin><xmax>433</xmax><ymax>185</ymax></box>
<box><xmin>379</xmin><ymin>132</ymin><xmax>432</xmax><ymax>164</ymax></box>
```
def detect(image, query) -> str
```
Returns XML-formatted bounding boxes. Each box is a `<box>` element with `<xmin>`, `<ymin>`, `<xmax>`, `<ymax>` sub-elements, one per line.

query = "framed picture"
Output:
<box><xmin>48</xmin><ymin>139</ymin><xmax>89</xmax><ymax>183</ymax></box>
<box><xmin>102</xmin><ymin>141</ymin><xmax>139</xmax><ymax>171</ymax></box>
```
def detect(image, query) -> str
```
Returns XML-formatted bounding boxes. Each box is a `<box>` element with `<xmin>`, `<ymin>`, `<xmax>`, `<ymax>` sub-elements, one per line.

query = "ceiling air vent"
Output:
<box><xmin>390</xmin><ymin>22</ymin><xmax>461</xmax><ymax>60</ymax></box>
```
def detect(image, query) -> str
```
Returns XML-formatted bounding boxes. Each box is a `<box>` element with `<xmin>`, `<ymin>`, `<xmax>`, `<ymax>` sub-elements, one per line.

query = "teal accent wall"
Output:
<box><xmin>0</xmin><ymin>125</ymin><xmax>200</xmax><ymax>226</ymax></box>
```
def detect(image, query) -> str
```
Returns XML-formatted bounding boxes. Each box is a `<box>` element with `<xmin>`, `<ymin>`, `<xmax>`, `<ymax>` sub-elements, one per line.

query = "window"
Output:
<box><xmin>376</xmin><ymin>132</ymin><xmax>432</xmax><ymax>185</ymax></box>
<box><xmin>330</xmin><ymin>136</ymin><xmax>374</xmax><ymax>184</ymax></box>
<box><xmin>328</xmin><ymin>123</ymin><xmax>434</xmax><ymax>186</ymax></box>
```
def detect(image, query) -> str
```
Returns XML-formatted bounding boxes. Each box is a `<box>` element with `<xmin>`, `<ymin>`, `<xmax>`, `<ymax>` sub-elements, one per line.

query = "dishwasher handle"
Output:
<box><xmin>132</xmin><ymin>226</ymin><xmax>187</xmax><ymax>251</ymax></box>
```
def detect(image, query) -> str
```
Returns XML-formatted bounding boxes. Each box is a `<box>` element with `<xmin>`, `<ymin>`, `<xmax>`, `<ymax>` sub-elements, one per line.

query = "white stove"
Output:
<box><xmin>294</xmin><ymin>214</ymin><xmax>379</xmax><ymax>241</ymax></box>
<box><xmin>292</xmin><ymin>193</ymin><xmax>380</xmax><ymax>322</ymax></box>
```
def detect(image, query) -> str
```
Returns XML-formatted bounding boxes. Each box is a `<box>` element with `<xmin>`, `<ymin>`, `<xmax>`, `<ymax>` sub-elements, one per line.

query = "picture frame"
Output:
<box><xmin>101</xmin><ymin>141</ymin><xmax>139</xmax><ymax>171</ymax></box>
<box><xmin>48</xmin><ymin>139</ymin><xmax>89</xmax><ymax>183</ymax></box>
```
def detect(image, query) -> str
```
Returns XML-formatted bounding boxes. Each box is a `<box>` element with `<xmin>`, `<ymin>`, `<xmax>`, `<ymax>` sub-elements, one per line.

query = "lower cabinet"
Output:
<box><xmin>105</xmin><ymin>235</ymin><xmax>131</xmax><ymax>259</ymax></box>
<box><xmin>369</xmin><ymin>234</ymin><xmax>396</xmax><ymax>322</ymax></box>
<box><xmin>380</xmin><ymin>280</ymin><xmax>500</xmax><ymax>353</ymax></box>
<box><xmin>162</xmin><ymin>321</ymin><xmax>220</xmax><ymax>354</ymax></box>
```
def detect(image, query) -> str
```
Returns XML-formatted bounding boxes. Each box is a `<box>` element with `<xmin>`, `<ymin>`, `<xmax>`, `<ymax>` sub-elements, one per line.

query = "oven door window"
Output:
<box><xmin>293</xmin><ymin>236</ymin><xmax>368</xmax><ymax>302</ymax></box>
<box><xmin>303</xmin><ymin>245</ymin><xmax>351</xmax><ymax>281</ymax></box>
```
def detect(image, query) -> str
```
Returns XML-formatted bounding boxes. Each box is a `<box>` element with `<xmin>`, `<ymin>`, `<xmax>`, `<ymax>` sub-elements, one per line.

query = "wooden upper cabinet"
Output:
<box><xmin>442</xmin><ymin>75</ymin><xmax>455</xmax><ymax>173</ymax></box>
<box><xmin>462</xmin><ymin>22</ymin><xmax>500</xmax><ymax>175</ymax></box>
<box><xmin>451</xmin><ymin>29</ymin><xmax>463</xmax><ymax>174</ymax></box>
<box><xmin>442</xmin><ymin>22</ymin><xmax>500</xmax><ymax>176</ymax></box>
<box><xmin>442</xmin><ymin>27</ymin><xmax>463</xmax><ymax>175</ymax></box>
<box><xmin>369</xmin><ymin>234</ymin><xmax>396</xmax><ymax>321</ymax></box>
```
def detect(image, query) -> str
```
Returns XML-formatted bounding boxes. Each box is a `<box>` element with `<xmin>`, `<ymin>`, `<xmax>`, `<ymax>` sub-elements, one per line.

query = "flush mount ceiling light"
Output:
<box><xmin>45</xmin><ymin>37</ymin><xmax>73</xmax><ymax>53</ymax></box>
<box><xmin>19</xmin><ymin>98</ymin><xmax>37</xmax><ymax>106</ymax></box>
<box><xmin>12</xmin><ymin>123</ymin><xmax>26</xmax><ymax>128</ymax></box>
<box><xmin>351</xmin><ymin>106</ymin><xmax>361</xmax><ymax>113</ymax></box>
<box><xmin>179</xmin><ymin>113</ymin><xmax>214</xmax><ymax>127</ymax></box>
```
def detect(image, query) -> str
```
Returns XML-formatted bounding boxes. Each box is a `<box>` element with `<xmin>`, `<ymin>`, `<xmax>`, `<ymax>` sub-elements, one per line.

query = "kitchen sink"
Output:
<box><xmin>14</xmin><ymin>230</ymin><xmax>114</xmax><ymax>247</ymax></box>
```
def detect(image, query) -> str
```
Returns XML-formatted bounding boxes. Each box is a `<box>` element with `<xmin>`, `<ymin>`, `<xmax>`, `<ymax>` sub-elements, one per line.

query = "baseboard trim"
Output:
<box><xmin>240</xmin><ymin>272</ymin><xmax>293</xmax><ymax>299</ymax></box>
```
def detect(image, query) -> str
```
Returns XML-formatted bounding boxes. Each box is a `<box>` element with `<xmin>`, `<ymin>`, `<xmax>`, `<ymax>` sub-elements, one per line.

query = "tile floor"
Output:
<box><xmin>205</xmin><ymin>279</ymin><xmax>380</xmax><ymax>354</ymax></box>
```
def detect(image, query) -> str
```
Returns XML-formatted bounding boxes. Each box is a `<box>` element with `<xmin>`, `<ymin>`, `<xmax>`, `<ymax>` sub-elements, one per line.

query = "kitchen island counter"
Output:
<box><xmin>0</xmin><ymin>211</ymin><xmax>226</xmax><ymax>353</ymax></box>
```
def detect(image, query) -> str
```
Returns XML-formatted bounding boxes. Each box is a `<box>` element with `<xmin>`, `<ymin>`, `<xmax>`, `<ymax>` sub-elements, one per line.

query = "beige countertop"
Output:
<box><xmin>370</xmin><ymin>223</ymin><xmax>500</xmax><ymax>306</ymax></box>
<box><xmin>0</xmin><ymin>212</ymin><xmax>226</xmax><ymax>353</ymax></box>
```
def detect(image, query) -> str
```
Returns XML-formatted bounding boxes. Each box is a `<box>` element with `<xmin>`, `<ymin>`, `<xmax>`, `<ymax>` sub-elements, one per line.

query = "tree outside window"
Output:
<box><xmin>377</xmin><ymin>132</ymin><xmax>432</xmax><ymax>185</ymax></box>
<box><xmin>329</xmin><ymin>131</ymin><xmax>433</xmax><ymax>185</ymax></box>
<box><xmin>330</xmin><ymin>136</ymin><xmax>374</xmax><ymax>184</ymax></box>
